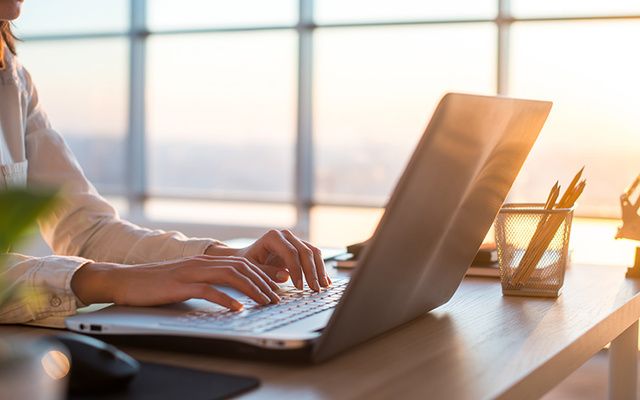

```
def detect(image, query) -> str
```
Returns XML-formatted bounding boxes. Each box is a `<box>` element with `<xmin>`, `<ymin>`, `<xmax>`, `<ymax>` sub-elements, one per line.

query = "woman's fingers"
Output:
<box><xmin>261</xmin><ymin>230</ymin><xmax>306</xmax><ymax>290</ymax></box>
<box><xmin>257</xmin><ymin>263</ymin><xmax>290</xmax><ymax>283</ymax></box>
<box><xmin>191</xmin><ymin>256</ymin><xmax>281</xmax><ymax>295</ymax></box>
<box><xmin>243</xmin><ymin>261</ymin><xmax>282</xmax><ymax>293</ymax></box>
<box><xmin>189</xmin><ymin>284</ymin><xmax>243</xmax><ymax>311</ymax></box>
<box><xmin>303</xmin><ymin>240</ymin><xmax>331</xmax><ymax>287</ymax></box>
<box><xmin>183</xmin><ymin>257</ymin><xmax>279</xmax><ymax>305</ymax></box>
<box><xmin>198</xmin><ymin>265</ymin><xmax>276</xmax><ymax>305</ymax></box>
<box><xmin>229</xmin><ymin>261</ymin><xmax>281</xmax><ymax>303</ymax></box>
<box><xmin>280</xmin><ymin>230</ymin><xmax>320</xmax><ymax>291</ymax></box>
<box><xmin>252</xmin><ymin>230</ymin><xmax>328</xmax><ymax>291</ymax></box>
<box><xmin>218</xmin><ymin>268</ymin><xmax>272</xmax><ymax>305</ymax></box>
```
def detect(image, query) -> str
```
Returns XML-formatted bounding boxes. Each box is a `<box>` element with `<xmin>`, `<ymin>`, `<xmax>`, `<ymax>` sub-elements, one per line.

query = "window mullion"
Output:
<box><xmin>497</xmin><ymin>0</ymin><xmax>511</xmax><ymax>95</ymax></box>
<box><xmin>126</xmin><ymin>0</ymin><xmax>147</xmax><ymax>216</ymax></box>
<box><xmin>294</xmin><ymin>0</ymin><xmax>315</xmax><ymax>238</ymax></box>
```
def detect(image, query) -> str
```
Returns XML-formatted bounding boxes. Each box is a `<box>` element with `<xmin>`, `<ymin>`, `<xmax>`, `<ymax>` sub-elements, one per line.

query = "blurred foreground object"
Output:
<box><xmin>0</xmin><ymin>337</ymin><xmax>70</xmax><ymax>400</ymax></box>
<box><xmin>0</xmin><ymin>188</ymin><xmax>58</xmax><ymax>253</ymax></box>
<box><xmin>615</xmin><ymin>174</ymin><xmax>640</xmax><ymax>277</ymax></box>
<box><xmin>1</xmin><ymin>188</ymin><xmax>64</xmax><ymax>400</ymax></box>
<box><xmin>0</xmin><ymin>188</ymin><xmax>58</xmax><ymax>307</ymax></box>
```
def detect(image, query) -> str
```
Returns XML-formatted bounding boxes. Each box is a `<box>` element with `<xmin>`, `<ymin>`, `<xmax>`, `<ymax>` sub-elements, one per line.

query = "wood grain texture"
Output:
<box><xmin>3</xmin><ymin>264</ymin><xmax>640</xmax><ymax>400</ymax></box>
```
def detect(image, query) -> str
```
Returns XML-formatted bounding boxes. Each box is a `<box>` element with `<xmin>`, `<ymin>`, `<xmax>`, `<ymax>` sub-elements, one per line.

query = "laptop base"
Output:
<box><xmin>88</xmin><ymin>333</ymin><xmax>314</xmax><ymax>364</ymax></box>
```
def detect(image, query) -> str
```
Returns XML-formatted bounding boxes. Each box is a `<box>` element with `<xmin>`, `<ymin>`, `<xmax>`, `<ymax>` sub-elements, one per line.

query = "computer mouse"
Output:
<box><xmin>54</xmin><ymin>333</ymin><xmax>140</xmax><ymax>395</ymax></box>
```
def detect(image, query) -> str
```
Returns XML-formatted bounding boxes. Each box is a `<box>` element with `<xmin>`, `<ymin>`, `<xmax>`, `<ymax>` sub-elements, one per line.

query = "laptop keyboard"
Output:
<box><xmin>160</xmin><ymin>278</ymin><xmax>349</xmax><ymax>333</ymax></box>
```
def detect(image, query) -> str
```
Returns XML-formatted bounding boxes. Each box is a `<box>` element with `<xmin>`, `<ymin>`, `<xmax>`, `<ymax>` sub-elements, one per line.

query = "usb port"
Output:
<box><xmin>89</xmin><ymin>324</ymin><xmax>102</xmax><ymax>332</ymax></box>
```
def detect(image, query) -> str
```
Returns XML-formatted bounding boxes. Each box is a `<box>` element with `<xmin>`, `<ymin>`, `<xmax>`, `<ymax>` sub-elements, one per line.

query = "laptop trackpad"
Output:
<box><xmin>268</xmin><ymin>309</ymin><xmax>334</xmax><ymax>335</ymax></box>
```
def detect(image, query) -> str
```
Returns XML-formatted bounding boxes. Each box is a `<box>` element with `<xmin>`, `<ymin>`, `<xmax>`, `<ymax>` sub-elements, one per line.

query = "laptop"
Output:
<box><xmin>66</xmin><ymin>93</ymin><xmax>552</xmax><ymax>363</ymax></box>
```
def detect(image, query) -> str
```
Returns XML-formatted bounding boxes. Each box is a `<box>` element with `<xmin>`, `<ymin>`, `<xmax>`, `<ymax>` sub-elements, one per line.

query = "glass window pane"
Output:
<box><xmin>14</xmin><ymin>0</ymin><xmax>129</xmax><ymax>36</ymax></box>
<box><xmin>315</xmin><ymin>0</ymin><xmax>496</xmax><ymax>24</ymax></box>
<box><xmin>17</xmin><ymin>39</ymin><xmax>129</xmax><ymax>191</ymax></box>
<box><xmin>511</xmin><ymin>0</ymin><xmax>640</xmax><ymax>18</ymax></box>
<box><xmin>570</xmin><ymin>219</ymin><xmax>638</xmax><ymax>267</ymax></box>
<box><xmin>310</xmin><ymin>206</ymin><xmax>383</xmax><ymax>247</ymax></box>
<box><xmin>146</xmin><ymin>200</ymin><xmax>296</xmax><ymax>227</ymax></box>
<box><xmin>314</xmin><ymin>25</ymin><xmax>497</xmax><ymax>204</ymax></box>
<box><xmin>147</xmin><ymin>31</ymin><xmax>297</xmax><ymax>200</ymax></box>
<box><xmin>311</xmin><ymin>206</ymin><xmax>495</xmax><ymax>248</ymax></box>
<box><xmin>148</xmin><ymin>0</ymin><xmax>297</xmax><ymax>31</ymax></box>
<box><xmin>508</xmin><ymin>21</ymin><xmax>640</xmax><ymax>217</ymax></box>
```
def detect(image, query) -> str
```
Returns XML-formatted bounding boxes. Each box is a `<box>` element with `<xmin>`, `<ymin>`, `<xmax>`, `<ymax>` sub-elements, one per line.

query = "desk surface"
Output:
<box><xmin>5</xmin><ymin>263</ymin><xmax>640</xmax><ymax>399</ymax></box>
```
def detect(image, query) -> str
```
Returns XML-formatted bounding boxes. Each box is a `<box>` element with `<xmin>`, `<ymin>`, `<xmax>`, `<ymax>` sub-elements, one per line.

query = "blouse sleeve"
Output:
<box><xmin>0</xmin><ymin>253</ymin><xmax>90</xmax><ymax>328</ymax></box>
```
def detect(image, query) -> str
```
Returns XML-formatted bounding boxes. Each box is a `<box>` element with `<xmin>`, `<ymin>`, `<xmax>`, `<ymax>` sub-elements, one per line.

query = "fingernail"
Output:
<box><xmin>260</xmin><ymin>294</ymin><xmax>270</xmax><ymax>304</ymax></box>
<box><xmin>232</xmin><ymin>301</ymin><xmax>243</xmax><ymax>310</ymax></box>
<box><xmin>320</xmin><ymin>275</ymin><xmax>329</xmax><ymax>287</ymax></box>
<box><xmin>296</xmin><ymin>279</ymin><xmax>303</xmax><ymax>289</ymax></box>
<box><xmin>276</xmin><ymin>271</ymin><xmax>289</xmax><ymax>282</ymax></box>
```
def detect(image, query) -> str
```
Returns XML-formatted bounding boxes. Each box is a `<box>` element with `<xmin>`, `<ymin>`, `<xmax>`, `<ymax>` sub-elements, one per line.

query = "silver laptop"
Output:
<box><xmin>66</xmin><ymin>93</ymin><xmax>552</xmax><ymax>362</ymax></box>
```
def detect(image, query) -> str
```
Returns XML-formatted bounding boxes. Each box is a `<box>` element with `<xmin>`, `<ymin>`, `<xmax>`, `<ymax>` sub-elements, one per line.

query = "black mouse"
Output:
<box><xmin>55</xmin><ymin>333</ymin><xmax>140</xmax><ymax>395</ymax></box>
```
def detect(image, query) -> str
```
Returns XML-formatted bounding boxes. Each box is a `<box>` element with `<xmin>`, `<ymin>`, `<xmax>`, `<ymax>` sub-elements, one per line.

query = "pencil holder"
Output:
<box><xmin>495</xmin><ymin>203</ymin><xmax>574</xmax><ymax>298</ymax></box>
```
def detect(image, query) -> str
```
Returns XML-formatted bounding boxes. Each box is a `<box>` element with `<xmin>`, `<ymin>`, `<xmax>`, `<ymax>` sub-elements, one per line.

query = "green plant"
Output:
<box><xmin>0</xmin><ymin>188</ymin><xmax>58</xmax><ymax>307</ymax></box>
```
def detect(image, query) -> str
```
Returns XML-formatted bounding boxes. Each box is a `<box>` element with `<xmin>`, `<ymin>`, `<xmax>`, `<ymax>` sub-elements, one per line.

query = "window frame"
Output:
<box><xmin>18</xmin><ymin>0</ymin><xmax>640</xmax><ymax>238</ymax></box>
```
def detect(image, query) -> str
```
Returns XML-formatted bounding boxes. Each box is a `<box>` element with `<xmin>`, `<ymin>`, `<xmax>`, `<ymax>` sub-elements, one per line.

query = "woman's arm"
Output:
<box><xmin>70</xmin><ymin>255</ymin><xmax>282</xmax><ymax>310</ymax></box>
<box><xmin>0</xmin><ymin>251</ymin><xmax>283</xmax><ymax>326</ymax></box>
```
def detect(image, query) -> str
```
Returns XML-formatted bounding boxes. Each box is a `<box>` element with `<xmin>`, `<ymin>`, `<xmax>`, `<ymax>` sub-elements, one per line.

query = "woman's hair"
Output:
<box><xmin>0</xmin><ymin>21</ymin><xmax>17</xmax><ymax>54</ymax></box>
<box><xmin>0</xmin><ymin>21</ymin><xmax>17</xmax><ymax>69</ymax></box>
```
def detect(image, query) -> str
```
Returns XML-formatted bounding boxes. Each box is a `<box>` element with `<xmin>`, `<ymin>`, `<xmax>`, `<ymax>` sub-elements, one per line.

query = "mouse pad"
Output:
<box><xmin>68</xmin><ymin>361</ymin><xmax>260</xmax><ymax>400</ymax></box>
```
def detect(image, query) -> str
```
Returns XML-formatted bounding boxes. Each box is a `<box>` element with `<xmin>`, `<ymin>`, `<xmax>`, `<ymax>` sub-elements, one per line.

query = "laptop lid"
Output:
<box><xmin>313</xmin><ymin>93</ymin><xmax>552</xmax><ymax>362</ymax></box>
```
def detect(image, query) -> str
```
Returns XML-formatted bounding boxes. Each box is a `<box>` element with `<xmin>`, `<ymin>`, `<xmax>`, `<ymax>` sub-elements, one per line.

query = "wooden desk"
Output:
<box><xmin>3</xmin><ymin>263</ymin><xmax>640</xmax><ymax>399</ymax></box>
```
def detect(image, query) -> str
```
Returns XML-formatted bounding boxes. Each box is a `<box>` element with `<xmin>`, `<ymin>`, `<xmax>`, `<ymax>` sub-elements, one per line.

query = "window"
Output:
<box><xmin>507</xmin><ymin>20</ymin><xmax>640</xmax><ymax>218</ymax></box>
<box><xmin>314</xmin><ymin>24</ymin><xmax>496</xmax><ymax>204</ymax></box>
<box><xmin>147</xmin><ymin>31</ymin><xmax>297</xmax><ymax>201</ymax></box>
<box><xmin>13</xmin><ymin>1</ymin><xmax>640</xmax><ymax>244</ymax></box>
<box><xmin>17</xmin><ymin>39</ymin><xmax>129</xmax><ymax>193</ymax></box>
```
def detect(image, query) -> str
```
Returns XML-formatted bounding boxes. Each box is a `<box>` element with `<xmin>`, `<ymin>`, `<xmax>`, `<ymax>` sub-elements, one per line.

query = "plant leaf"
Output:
<box><xmin>0</xmin><ymin>188</ymin><xmax>58</xmax><ymax>308</ymax></box>
<box><xmin>0</xmin><ymin>188</ymin><xmax>58</xmax><ymax>253</ymax></box>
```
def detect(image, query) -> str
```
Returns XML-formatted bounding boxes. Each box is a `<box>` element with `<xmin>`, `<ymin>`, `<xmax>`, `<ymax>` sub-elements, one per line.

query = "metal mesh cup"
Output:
<box><xmin>495</xmin><ymin>203</ymin><xmax>574</xmax><ymax>298</ymax></box>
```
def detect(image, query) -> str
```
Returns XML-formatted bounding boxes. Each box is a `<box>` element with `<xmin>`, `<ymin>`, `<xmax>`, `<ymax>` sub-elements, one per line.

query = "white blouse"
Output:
<box><xmin>0</xmin><ymin>46</ymin><xmax>219</xmax><ymax>327</ymax></box>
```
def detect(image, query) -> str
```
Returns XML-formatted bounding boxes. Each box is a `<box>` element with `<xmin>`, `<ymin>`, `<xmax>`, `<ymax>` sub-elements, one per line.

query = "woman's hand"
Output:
<box><xmin>70</xmin><ymin>256</ymin><xmax>281</xmax><ymax>311</ymax></box>
<box><xmin>206</xmin><ymin>229</ymin><xmax>331</xmax><ymax>291</ymax></box>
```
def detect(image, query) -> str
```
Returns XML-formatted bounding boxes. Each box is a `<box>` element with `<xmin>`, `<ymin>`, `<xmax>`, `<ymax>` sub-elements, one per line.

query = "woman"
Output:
<box><xmin>0</xmin><ymin>0</ymin><xmax>329</xmax><ymax>327</ymax></box>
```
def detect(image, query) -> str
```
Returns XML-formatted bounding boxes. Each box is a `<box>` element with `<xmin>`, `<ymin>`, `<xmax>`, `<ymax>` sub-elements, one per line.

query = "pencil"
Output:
<box><xmin>514</xmin><ymin>178</ymin><xmax>586</xmax><ymax>285</ymax></box>
<box><xmin>558</xmin><ymin>167</ymin><xmax>584</xmax><ymax>207</ymax></box>
<box><xmin>511</xmin><ymin>169</ymin><xmax>585</xmax><ymax>284</ymax></box>
<box><xmin>545</xmin><ymin>182</ymin><xmax>560</xmax><ymax>209</ymax></box>
<box><xmin>510</xmin><ymin>182</ymin><xmax>560</xmax><ymax>284</ymax></box>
